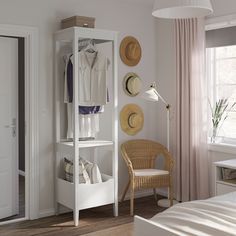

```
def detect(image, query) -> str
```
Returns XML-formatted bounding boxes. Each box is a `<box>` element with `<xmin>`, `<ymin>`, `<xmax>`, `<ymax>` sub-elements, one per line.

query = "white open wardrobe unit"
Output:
<box><xmin>54</xmin><ymin>27</ymin><xmax>119</xmax><ymax>226</ymax></box>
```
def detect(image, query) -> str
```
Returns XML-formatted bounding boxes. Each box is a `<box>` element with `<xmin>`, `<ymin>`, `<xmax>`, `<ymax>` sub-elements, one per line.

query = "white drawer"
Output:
<box><xmin>216</xmin><ymin>183</ymin><xmax>236</xmax><ymax>196</ymax></box>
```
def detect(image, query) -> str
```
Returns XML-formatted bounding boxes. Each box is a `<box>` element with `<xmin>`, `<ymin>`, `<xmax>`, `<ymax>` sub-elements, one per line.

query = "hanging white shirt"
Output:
<box><xmin>71</xmin><ymin>50</ymin><xmax>109</xmax><ymax>106</ymax></box>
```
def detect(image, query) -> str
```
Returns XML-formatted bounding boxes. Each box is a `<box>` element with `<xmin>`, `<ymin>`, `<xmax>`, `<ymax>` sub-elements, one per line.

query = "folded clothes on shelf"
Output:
<box><xmin>80</xmin><ymin>157</ymin><xmax>102</xmax><ymax>184</ymax></box>
<box><xmin>64</xmin><ymin>157</ymin><xmax>91</xmax><ymax>184</ymax></box>
<box><xmin>63</xmin><ymin>157</ymin><xmax>103</xmax><ymax>184</ymax></box>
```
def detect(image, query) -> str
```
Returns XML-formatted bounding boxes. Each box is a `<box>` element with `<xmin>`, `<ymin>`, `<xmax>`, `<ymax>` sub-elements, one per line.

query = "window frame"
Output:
<box><xmin>206</xmin><ymin>15</ymin><xmax>236</xmax><ymax>146</ymax></box>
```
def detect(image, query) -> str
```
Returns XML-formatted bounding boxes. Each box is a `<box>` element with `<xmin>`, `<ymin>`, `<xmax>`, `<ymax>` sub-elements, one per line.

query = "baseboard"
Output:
<box><xmin>39</xmin><ymin>208</ymin><xmax>55</xmax><ymax>218</ymax></box>
<box><xmin>39</xmin><ymin>206</ymin><xmax>72</xmax><ymax>219</ymax></box>
<box><xmin>39</xmin><ymin>190</ymin><xmax>168</xmax><ymax>219</ymax></box>
<box><xmin>19</xmin><ymin>170</ymin><xmax>25</xmax><ymax>177</ymax></box>
<box><xmin>119</xmin><ymin>188</ymin><xmax>168</xmax><ymax>202</ymax></box>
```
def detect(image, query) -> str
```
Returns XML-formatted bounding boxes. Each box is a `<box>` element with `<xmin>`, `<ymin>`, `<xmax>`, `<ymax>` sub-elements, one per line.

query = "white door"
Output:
<box><xmin>0</xmin><ymin>37</ymin><xmax>19</xmax><ymax>219</ymax></box>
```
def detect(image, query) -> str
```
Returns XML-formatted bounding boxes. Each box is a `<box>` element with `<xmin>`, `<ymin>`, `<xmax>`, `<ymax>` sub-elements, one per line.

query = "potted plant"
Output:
<box><xmin>209</xmin><ymin>98</ymin><xmax>236</xmax><ymax>143</ymax></box>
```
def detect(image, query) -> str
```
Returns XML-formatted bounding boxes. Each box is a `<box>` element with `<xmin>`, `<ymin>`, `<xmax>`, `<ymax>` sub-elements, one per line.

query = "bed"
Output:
<box><xmin>134</xmin><ymin>192</ymin><xmax>236</xmax><ymax>236</ymax></box>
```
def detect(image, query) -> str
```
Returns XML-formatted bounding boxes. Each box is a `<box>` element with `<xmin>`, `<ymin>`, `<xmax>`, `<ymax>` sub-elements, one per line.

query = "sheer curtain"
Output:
<box><xmin>174</xmin><ymin>18</ymin><xmax>210</xmax><ymax>202</ymax></box>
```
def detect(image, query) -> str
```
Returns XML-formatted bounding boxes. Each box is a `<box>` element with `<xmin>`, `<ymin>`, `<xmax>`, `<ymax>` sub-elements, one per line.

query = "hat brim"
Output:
<box><xmin>120</xmin><ymin>104</ymin><xmax>144</xmax><ymax>136</ymax></box>
<box><xmin>120</xmin><ymin>36</ymin><xmax>142</xmax><ymax>67</ymax></box>
<box><xmin>123</xmin><ymin>72</ymin><xmax>142</xmax><ymax>97</ymax></box>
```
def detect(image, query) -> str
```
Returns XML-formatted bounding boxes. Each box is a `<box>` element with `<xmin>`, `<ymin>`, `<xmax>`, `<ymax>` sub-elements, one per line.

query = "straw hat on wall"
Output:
<box><xmin>123</xmin><ymin>73</ymin><xmax>142</xmax><ymax>97</ymax></box>
<box><xmin>120</xmin><ymin>104</ymin><xmax>144</xmax><ymax>136</ymax></box>
<box><xmin>120</xmin><ymin>36</ymin><xmax>142</xmax><ymax>66</ymax></box>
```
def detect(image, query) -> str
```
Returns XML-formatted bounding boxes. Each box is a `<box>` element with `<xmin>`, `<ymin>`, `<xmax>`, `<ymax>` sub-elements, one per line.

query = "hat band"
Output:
<box><xmin>125</xmin><ymin>76</ymin><xmax>133</xmax><ymax>95</ymax></box>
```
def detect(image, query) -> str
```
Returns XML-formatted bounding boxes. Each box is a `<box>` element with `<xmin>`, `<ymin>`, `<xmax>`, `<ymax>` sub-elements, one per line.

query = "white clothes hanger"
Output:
<box><xmin>83</xmin><ymin>39</ymin><xmax>97</xmax><ymax>53</ymax></box>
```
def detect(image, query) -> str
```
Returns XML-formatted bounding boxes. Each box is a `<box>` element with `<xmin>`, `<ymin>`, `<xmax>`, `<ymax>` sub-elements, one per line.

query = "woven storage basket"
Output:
<box><xmin>61</xmin><ymin>16</ymin><xmax>95</xmax><ymax>29</ymax></box>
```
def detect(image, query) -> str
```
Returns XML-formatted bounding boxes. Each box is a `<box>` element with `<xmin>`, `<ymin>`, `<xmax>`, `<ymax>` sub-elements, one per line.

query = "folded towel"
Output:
<box><xmin>80</xmin><ymin>157</ymin><xmax>103</xmax><ymax>184</ymax></box>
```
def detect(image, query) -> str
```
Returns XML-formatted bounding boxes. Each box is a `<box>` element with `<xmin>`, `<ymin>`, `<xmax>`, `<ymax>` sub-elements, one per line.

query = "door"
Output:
<box><xmin>0</xmin><ymin>37</ymin><xmax>19</xmax><ymax>219</ymax></box>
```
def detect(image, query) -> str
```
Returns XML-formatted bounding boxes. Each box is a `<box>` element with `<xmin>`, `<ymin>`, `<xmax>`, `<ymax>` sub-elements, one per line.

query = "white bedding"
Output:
<box><xmin>148</xmin><ymin>192</ymin><xmax>236</xmax><ymax>236</ymax></box>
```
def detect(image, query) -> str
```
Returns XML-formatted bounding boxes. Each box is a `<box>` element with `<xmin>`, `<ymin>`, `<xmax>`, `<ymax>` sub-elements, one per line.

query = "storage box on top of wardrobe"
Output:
<box><xmin>61</xmin><ymin>16</ymin><xmax>95</xmax><ymax>29</ymax></box>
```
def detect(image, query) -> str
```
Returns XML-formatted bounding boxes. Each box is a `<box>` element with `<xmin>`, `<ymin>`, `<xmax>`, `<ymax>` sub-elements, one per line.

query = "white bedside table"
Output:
<box><xmin>214</xmin><ymin>159</ymin><xmax>236</xmax><ymax>196</ymax></box>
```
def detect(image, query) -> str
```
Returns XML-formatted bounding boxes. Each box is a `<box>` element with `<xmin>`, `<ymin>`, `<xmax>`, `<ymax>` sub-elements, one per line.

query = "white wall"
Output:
<box><xmin>154</xmin><ymin>18</ymin><xmax>176</xmax><ymax>151</ymax></box>
<box><xmin>0</xmin><ymin>0</ymin><xmax>159</xmax><ymax>215</ymax></box>
<box><xmin>209</xmin><ymin>0</ymin><xmax>236</xmax><ymax>17</ymax></box>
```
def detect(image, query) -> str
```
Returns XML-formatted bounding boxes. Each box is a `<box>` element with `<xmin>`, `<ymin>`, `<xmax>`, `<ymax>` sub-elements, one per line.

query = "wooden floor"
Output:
<box><xmin>0</xmin><ymin>195</ymin><xmax>166</xmax><ymax>236</ymax></box>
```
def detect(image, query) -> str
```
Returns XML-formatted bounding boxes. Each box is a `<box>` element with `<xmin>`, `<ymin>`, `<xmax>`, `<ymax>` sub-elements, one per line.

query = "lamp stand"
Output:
<box><xmin>157</xmin><ymin>105</ymin><xmax>178</xmax><ymax>208</ymax></box>
<box><xmin>167</xmin><ymin>106</ymin><xmax>170</xmax><ymax>151</ymax></box>
<box><xmin>144</xmin><ymin>83</ymin><xmax>178</xmax><ymax>207</ymax></box>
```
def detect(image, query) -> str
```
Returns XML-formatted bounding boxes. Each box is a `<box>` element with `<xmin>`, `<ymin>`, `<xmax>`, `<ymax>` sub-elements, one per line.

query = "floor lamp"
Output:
<box><xmin>143</xmin><ymin>83</ymin><xmax>170</xmax><ymax>150</ymax></box>
<box><xmin>143</xmin><ymin>82</ymin><xmax>178</xmax><ymax>207</ymax></box>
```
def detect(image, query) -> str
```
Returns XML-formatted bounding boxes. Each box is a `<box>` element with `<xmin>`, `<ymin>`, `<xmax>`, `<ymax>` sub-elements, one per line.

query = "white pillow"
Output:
<box><xmin>80</xmin><ymin>157</ymin><xmax>103</xmax><ymax>184</ymax></box>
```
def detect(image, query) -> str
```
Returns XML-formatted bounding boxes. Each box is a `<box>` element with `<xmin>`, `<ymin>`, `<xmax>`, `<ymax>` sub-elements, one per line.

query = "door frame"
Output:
<box><xmin>0</xmin><ymin>24</ymin><xmax>39</xmax><ymax>224</ymax></box>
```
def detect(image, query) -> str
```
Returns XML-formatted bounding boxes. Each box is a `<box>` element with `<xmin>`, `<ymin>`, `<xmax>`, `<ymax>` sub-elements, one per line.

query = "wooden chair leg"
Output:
<box><xmin>169</xmin><ymin>186</ymin><xmax>173</xmax><ymax>206</ymax></box>
<box><xmin>130</xmin><ymin>185</ymin><xmax>134</xmax><ymax>216</ymax></box>
<box><xmin>153</xmin><ymin>188</ymin><xmax>157</xmax><ymax>201</ymax></box>
<box><xmin>121</xmin><ymin>181</ymin><xmax>130</xmax><ymax>202</ymax></box>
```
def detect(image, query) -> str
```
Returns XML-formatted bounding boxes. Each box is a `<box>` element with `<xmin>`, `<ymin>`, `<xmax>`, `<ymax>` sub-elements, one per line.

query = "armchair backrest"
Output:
<box><xmin>121</xmin><ymin>139</ymin><xmax>173</xmax><ymax>171</ymax></box>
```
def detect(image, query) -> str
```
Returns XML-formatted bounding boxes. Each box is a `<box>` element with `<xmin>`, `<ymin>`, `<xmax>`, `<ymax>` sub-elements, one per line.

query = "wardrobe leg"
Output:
<box><xmin>74</xmin><ymin>210</ymin><xmax>79</xmax><ymax>226</ymax></box>
<box><xmin>113</xmin><ymin>201</ymin><xmax>118</xmax><ymax>217</ymax></box>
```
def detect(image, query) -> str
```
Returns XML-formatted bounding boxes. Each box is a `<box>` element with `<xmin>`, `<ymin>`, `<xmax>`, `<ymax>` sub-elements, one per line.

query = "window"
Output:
<box><xmin>206</xmin><ymin>45</ymin><xmax>236</xmax><ymax>142</ymax></box>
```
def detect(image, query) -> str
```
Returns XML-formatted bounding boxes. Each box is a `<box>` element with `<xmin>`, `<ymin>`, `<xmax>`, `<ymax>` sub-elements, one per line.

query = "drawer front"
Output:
<box><xmin>78</xmin><ymin>177</ymin><xmax>114</xmax><ymax>210</ymax></box>
<box><xmin>216</xmin><ymin>183</ymin><xmax>236</xmax><ymax>196</ymax></box>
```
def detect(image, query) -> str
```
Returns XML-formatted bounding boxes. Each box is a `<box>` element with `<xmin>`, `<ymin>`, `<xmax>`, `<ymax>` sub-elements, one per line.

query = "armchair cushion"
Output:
<box><xmin>134</xmin><ymin>169</ymin><xmax>169</xmax><ymax>177</ymax></box>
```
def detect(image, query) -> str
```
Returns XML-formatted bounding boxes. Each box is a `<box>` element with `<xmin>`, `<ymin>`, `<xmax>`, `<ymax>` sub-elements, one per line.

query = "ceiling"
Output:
<box><xmin>118</xmin><ymin>0</ymin><xmax>153</xmax><ymax>6</ymax></box>
<box><xmin>119</xmin><ymin>0</ymin><xmax>218</xmax><ymax>8</ymax></box>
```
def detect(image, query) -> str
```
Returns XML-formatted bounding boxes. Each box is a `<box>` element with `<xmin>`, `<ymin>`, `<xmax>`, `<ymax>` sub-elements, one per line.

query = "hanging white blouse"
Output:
<box><xmin>64</xmin><ymin>50</ymin><xmax>109</xmax><ymax>139</ymax></box>
<box><xmin>70</xmin><ymin>51</ymin><xmax>109</xmax><ymax>106</ymax></box>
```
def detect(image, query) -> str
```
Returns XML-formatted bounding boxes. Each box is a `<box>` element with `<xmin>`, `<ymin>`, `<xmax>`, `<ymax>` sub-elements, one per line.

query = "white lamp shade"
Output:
<box><xmin>143</xmin><ymin>87</ymin><xmax>159</xmax><ymax>102</ymax></box>
<box><xmin>152</xmin><ymin>0</ymin><xmax>213</xmax><ymax>19</ymax></box>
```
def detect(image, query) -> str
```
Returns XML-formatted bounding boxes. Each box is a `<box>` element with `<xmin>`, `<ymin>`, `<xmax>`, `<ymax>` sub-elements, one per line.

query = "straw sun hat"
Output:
<box><xmin>123</xmin><ymin>73</ymin><xmax>142</xmax><ymax>97</ymax></box>
<box><xmin>120</xmin><ymin>36</ymin><xmax>142</xmax><ymax>66</ymax></box>
<box><xmin>120</xmin><ymin>104</ymin><xmax>144</xmax><ymax>136</ymax></box>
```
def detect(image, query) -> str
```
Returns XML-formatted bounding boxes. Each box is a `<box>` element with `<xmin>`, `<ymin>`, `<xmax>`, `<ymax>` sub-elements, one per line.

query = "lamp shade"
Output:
<box><xmin>152</xmin><ymin>0</ymin><xmax>213</xmax><ymax>19</ymax></box>
<box><xmin>142</xmin><ymin>87</ymin><xmax>159</xmax><ymax>102</ymax></box>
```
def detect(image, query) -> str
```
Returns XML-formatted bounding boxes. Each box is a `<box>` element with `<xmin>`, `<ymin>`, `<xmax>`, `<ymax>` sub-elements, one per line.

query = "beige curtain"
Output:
<box><xmin>174</xmin><ymin>18</ymin><xmax>210</xmax><ymax>202</ymax></box>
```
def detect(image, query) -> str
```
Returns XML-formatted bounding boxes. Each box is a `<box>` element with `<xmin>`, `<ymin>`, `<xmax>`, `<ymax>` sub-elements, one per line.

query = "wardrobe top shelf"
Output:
<box><xmin>57</xmin><ymin>140</ymin><xmax>114</xmax><ymax>151</ymax></box>
<box><xmin>54</xmin><ymin>27</ymin><xmax>118</xmax><ymax>43</ymax></box>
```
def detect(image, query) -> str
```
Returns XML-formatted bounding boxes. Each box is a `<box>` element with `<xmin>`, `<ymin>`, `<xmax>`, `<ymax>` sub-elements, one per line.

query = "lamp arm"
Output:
<box><xmin>153</xmin><ymin>89</ymin><xmax>170</xmax><ymax>109</ymax></box>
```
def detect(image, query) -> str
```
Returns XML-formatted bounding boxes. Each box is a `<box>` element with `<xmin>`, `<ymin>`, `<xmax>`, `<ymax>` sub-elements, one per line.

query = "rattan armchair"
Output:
<box><xmin>121</xmin><ymin>139</ymin><xmax>174</xmax><ymax>216</ymax></box>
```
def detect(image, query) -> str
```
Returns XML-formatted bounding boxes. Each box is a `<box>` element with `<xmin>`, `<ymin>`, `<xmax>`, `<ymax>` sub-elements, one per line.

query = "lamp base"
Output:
<box><xmin>158</xmin><ymin>199</ymin><xmax>179</xmax><ymax>208</ymax></box>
